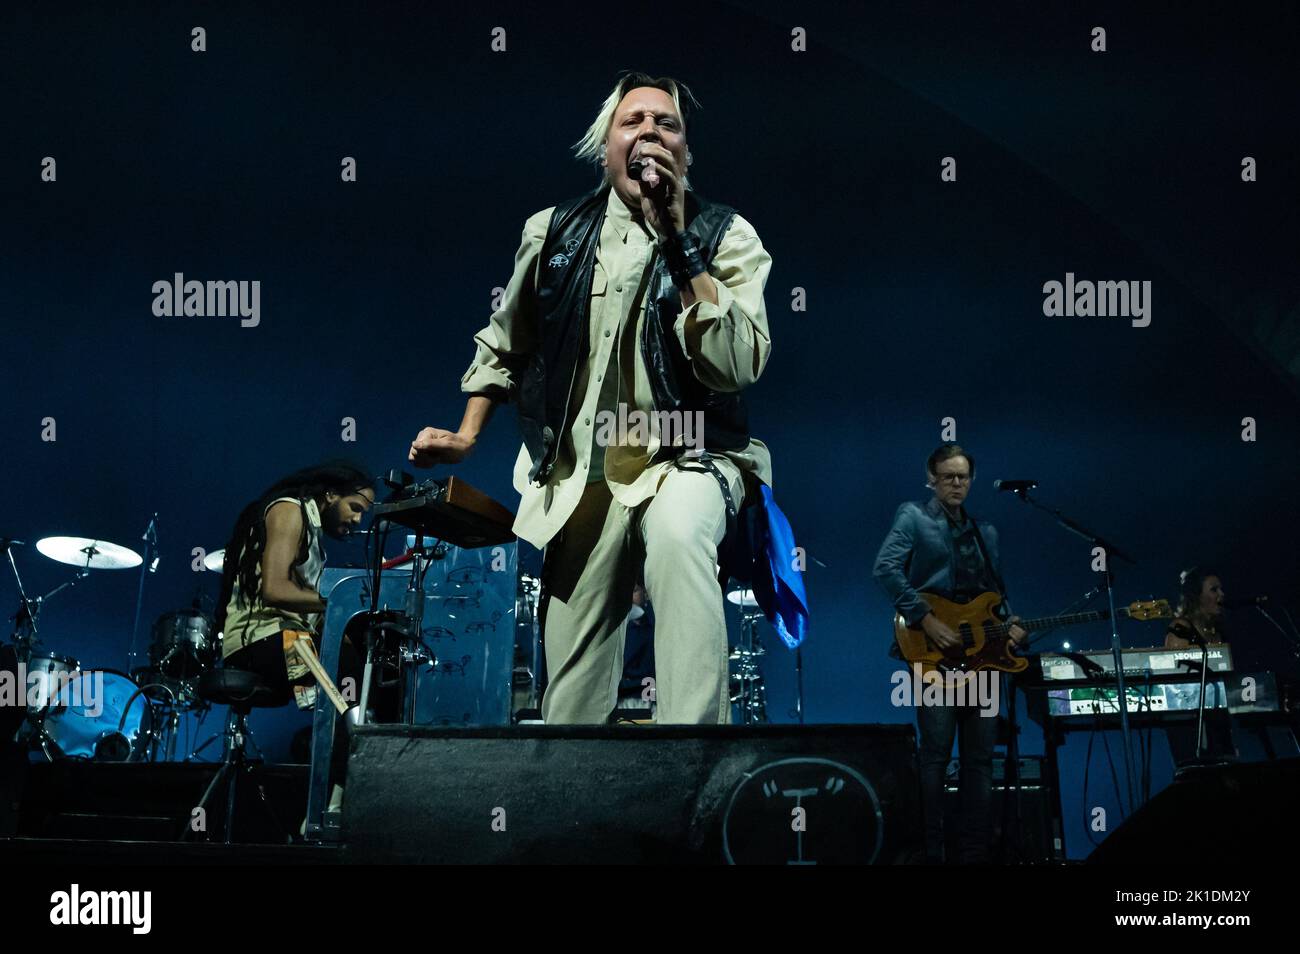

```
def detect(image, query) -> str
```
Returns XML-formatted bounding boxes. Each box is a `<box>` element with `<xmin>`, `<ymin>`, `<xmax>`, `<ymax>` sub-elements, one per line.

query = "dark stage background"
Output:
<box><xmin>3</xmin><ymin>1</ymin><xmax>1297</xmax><ymax>860</ymax></box>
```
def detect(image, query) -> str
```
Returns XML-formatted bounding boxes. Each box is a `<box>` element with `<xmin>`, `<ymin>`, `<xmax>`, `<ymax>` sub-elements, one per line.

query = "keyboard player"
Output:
<box><xmin>1164</xmin><ymin>566</ymin><xmax>1236</xmax><ymax>766</ymax></box>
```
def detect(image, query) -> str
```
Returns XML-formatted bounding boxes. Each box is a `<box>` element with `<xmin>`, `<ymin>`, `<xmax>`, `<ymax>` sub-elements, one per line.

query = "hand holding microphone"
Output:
<box><xmin>628</xmin><ymin>141</ymin><xmax>685</xmax><ymax>239</ymax></box>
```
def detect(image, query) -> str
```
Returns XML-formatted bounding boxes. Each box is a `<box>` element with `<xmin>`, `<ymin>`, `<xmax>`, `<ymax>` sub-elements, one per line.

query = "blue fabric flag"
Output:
<box><xmin>748</xmin><ymin>485</ymin><xmax>810</xmax><ymax>650</ymax></box>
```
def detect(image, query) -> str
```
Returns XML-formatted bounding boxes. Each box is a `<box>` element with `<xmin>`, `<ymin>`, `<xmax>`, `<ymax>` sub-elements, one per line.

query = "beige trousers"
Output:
<box><xmin>539</xmin><ymin>460</ymin><xmax>744</xmax><ymax>725</ymax></box>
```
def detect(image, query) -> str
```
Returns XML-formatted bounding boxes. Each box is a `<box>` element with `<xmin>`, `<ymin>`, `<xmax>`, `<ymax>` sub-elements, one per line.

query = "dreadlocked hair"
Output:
<box><xmin>215</xmin><ymin>460</ymin><xmax>373</xmax><ymax>637</ymax></box>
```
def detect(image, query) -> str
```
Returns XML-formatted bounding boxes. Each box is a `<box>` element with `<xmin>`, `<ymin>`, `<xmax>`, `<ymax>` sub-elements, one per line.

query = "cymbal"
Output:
<box><xmin>36</xmin><ymin>536</ymin><xmax>142</xmax><ymax>570</ymax></box>
<box><xmin>726</xmin><ymin>588</ymin><xmax>759</xmax><ymax>608</ymax></box>
<box><xmin>203</xmin><ymin>548</ymin><xmax>226</xmax><ymax>572</ymax></box>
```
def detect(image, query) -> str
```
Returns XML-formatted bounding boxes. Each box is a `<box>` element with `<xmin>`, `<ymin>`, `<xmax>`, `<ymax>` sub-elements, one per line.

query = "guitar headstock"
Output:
<box><xmin>1127</xmin><ymin>598</ymin><xmax>1172</xmax><ymax>620</ymax></box>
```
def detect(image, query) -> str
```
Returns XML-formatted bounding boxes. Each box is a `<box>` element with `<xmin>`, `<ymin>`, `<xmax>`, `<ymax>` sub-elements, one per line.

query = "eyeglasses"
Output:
<box><xmin>934</xmin><ymin>473</ymin><xmax>972</xmax><ymax>485</ymax></box>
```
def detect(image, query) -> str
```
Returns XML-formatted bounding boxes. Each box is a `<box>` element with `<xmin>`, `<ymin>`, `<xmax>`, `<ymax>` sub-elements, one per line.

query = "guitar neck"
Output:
<box><xmin>1018</xmin><ymin>607</ymin><xmax>1133</xmax><ymax>633</ymax></box>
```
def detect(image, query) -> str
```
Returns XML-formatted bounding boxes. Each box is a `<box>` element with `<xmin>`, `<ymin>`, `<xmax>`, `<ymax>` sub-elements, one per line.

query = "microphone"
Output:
<box><xmin>628</xmin><ymin>159</ymin><xmax>659</xmax><ymax>188</ymax></box>
<box><xmin>994</xmin><ymin>479</ymin><xmax>1038</xmax><ymax>493</ymax></box>
<box><xmin>1224</xmin><ymin>596</ymin><xmax>1268</xmax><ymax>609</ymax></box>
<box><xmin>628</xmin><ymin>144</ymin><xmax>660</xmax><ymax>188</ymax></box>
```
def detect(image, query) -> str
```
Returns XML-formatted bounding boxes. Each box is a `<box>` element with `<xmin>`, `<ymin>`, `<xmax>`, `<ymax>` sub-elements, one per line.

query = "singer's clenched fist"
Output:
<box><xmin>408</xmin><ymin>427</ymin><xmax>475</xmax><ymax>467</ymax></box>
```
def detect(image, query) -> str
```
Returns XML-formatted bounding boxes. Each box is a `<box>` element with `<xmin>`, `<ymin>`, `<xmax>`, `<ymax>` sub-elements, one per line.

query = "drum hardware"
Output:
<box><xmin>126</xmin><ymin>673</ymin><xmax>213</xmax><ymax>762</ymax></box>
<box><xmin>514</xmin><ymin>572</ymin><xmax>542</xmax><ymax>717</ymax></box>
<box><xmin>188</xmin><ymin>703</ymin><xmax>241</xmax><ymax>762</ymax></box>
<box><xmin>353</xmin><ymin>607</ymin><xmax>430</xmax><ymax>727</ymax></box>
<box><xmin>133</xmin><ymin>680</ymin><xmax>182</xmax><ymax>762</ymax></box>
<box><xmin>11</xmin><ymin>534</ymin><xmax>139</xmax><ymax>719</ymax></box>
<box><xmin>126</xmin><ymin>513</ymin><xmax>160</xmax><ymax>677</ymax></box>
<box><xmin>7</xmin><ymin>533</ymin><xmax>118</xmax><ymax>751</ymax></box>
<box><xmin>728</xmin><ymin>586</ymin><xmax>768</xmax><ymax>724</ymax></box>
<box><xmin>8</xmin><ymin>553</ymin><xmax>94</xmax><ymax>665</ymax></box>
<box><xmin>401</xmin><ymin>544</ymin><xmax>429</xmax><ymax>727</ymax></box>
<box><xmin>4</xmin><ymin>537</ymin><xmax>40</xmax><ymax>662</ymax></box>
<box><xmin>131</xmin><ymin>668</ymin><xmax>204</xmax><ymax>708</ymax></box>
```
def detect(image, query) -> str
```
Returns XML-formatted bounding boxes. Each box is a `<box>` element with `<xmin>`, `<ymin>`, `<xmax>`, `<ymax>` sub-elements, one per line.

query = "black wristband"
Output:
<box><xmin>662</xmin><ymin>230</ymin><xmax>707</xmax><ymax>288</ymax></box>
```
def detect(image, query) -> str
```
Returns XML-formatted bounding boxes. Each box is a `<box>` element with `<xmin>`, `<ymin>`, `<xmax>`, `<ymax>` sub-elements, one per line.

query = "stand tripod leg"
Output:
<box><xmin>357</xmin><ymin>654</ymin><xmax>375</xmax><ymax>726</ymax></box>
<box><xmin>189</xmin><ymin>733</ymin><xmax>220</xmax><ymax>760</ymax></box>
<box><xmin>183</xmin><ymin>758</ymin><xmax>234</xmax><ymax>841</ymax></box>
<box><xmin>223</xmin><ymin>750</ymin><xmax>239</xmax><ymax>844</ymax></box>
<box><xmin>165</xmin><ymin>710</ymin><xmax>179</xmax><ymax>762</ymax></box>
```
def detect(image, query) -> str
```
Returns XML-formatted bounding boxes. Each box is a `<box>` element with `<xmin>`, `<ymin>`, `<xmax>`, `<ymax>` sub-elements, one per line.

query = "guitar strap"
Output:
<box><xmin>966</xmin><ymin>511</ymin><xmax>1010</xmax><ymax>612</ymax></box>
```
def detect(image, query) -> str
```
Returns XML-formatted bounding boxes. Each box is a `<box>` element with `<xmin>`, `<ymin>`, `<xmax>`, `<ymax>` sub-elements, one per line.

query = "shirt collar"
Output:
<box><xmin>926</xmin><ymin>496</ymin><xmax>967</xmax><ymax>527</ymax></box>
<box><xmin>605</xmin><ymin>186</ymin><xmax>654</xmax><ymax>244</ymax></box>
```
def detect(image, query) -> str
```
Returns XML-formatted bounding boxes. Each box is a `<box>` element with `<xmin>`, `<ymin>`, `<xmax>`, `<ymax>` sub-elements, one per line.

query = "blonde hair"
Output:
<box><xmin>572</xmin><ymin>71</ymin><xmax>699</xmax><ymax>189</ymax></box>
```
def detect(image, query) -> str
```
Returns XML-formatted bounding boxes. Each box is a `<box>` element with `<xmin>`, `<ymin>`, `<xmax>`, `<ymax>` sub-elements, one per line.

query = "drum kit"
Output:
<box><xmin>4</xmin><ymin>531</ymin><xmax>226</xmax><ymax>764</ymax></box>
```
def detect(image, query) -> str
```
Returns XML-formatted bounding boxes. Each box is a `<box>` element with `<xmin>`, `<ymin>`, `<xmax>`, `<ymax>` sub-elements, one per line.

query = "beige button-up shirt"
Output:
<box><xmin>461</xmin><ymin>186</ymin><xmax>773</xmax><ymax>549</ymax></box>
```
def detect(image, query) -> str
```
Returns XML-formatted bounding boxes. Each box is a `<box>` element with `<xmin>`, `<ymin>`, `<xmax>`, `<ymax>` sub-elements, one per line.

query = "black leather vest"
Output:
<box><xmin>518</xmin><ymin>182</ymin><xmax>751</xmax><ymax>484</ymax></box>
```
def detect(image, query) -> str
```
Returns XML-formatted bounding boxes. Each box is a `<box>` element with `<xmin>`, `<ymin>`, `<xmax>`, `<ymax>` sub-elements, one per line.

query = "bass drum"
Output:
<box><xmin>41</xmin><ymin>669</ymin><xmax>154</xmax><ymax>762</ymax></box>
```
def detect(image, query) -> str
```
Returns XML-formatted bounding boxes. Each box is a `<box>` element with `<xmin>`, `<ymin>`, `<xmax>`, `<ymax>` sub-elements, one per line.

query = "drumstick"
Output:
<box><xmin>289</xmin><ymin>635</ymin><xmax>349</xmax><ymax>715</ymax></box>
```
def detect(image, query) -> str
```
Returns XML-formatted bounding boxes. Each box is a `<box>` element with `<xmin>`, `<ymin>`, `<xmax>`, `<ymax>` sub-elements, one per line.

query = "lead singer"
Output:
<box><xmin>408</xmin><ymin>72</ymin><xmax>773</xmax><ymax>724</ymax></box>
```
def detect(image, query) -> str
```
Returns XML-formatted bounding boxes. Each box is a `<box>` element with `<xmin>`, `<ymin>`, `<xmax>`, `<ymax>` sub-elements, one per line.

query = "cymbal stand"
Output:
<box><xmin>4</xmin><ymin>539</ymin><xmax>38</xmax><ymax>663</ymax></box>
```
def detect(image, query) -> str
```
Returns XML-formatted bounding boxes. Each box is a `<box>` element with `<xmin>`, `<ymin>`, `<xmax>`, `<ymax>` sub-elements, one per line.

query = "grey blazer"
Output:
<box><xmin>872</xmin><ymin>497</ymin><xmax>1004</xmax><ymax>627</ymax></box>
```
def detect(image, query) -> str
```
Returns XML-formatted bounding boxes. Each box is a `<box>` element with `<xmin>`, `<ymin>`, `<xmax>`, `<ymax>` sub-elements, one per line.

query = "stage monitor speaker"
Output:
<box><xmin>342</xmin><ymin>724</ymin><xmax>922</xmax><ymax>864</ymax></box>
<box><xmin>1088</xmin><ymin>757</ymin><xmax>1300</xmax><ymax>864</ymax></box>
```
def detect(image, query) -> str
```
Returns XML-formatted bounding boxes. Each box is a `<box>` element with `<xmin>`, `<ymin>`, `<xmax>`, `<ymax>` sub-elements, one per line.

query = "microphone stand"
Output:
<box><xmin>128</xmin><ymin>514</ymin><xmax>159</xmax><ymax>674</ymax></box>
<box><xmin>1192</xmin><ymin>635</ymin><xmax>1212</xmax><ymax>762</ymax></box>
<box><xmin>1252</xmin><ymin>604</ymin><xmax>1300</xmax><ymax>665</ymax></box>
<box><xmin>1005</xmin><ymin>487</ymin><xmax>1140</xmax><ymax>815</ymax></box>
<box><xmin>1171</xmin><ymin>634</ymin><xmax>1215</xmax><ymax>769</ymax></box>
<box><xmin>794</xmin><ymin>648</ymin><xmax>804</xmax><ymax>725</ymax></box>
<box><xmin>788</xmin><ymin>550</ymin><xmax>826</xmax><ymax>725</ymax></box>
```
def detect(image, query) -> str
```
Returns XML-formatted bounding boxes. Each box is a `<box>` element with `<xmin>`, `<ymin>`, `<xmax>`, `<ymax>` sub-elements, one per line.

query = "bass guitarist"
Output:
<box><xmin>873</xmin><ymin>443</ymin><xmax>1025</xmax><ymax>864</ymax></box>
